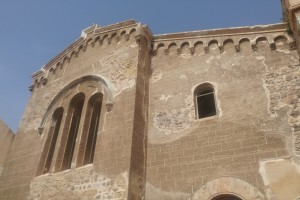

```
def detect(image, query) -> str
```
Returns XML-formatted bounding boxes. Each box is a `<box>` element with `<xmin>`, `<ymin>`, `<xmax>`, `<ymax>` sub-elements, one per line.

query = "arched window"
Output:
<box><xmin>79</xmin><ymin>93</ymin><xmax>103</xmax><ymax>166</ymax></box>
<box><xmin>194</xmin><ymin>83</ymin><xmax>217</xmax><ymax>119</ymax></box>
<box><xmin>211</xmin><ymin>194</ymin><xmax>242</xmax><ymax>200</ymax></box>
<box><xmin>36</xmin><ymin>107</ymin><xmax>64</xmax><ymax>175</ymax></box>
<box><xmin>61</xmin><ymin>93</ymin><xmax>85</xmax><ymax>170</ymax></box>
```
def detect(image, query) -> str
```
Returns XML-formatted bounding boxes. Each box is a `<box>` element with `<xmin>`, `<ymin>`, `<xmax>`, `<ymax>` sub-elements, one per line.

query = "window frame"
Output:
<box><xmin>194</xmin><ymin>82</ymin><xmax>218</xmax><ymax>120</ymax></box>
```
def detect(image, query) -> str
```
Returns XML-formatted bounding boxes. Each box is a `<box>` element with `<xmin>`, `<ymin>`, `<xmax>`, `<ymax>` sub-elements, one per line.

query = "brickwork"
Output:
<box><xmin>146</xmin><ymin>25</ymin><xmax>299</xmax><ymax>199</ymax></box>
<box><xmin>1</xmin><ymin>5</ymin><xmax>300</xmax><ymax>199</ymax></box>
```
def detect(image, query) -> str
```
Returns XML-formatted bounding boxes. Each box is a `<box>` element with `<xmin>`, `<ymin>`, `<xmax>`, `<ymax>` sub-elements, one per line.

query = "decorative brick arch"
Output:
<box><xmin>39</xmin><ymin>75</ymin><xmax>114</xmax><ymax>131</ymax></box>
<box><xmin>192</xmin><ymin>177</ymin><xmax>265</xmax><ymax>200</ymax></box>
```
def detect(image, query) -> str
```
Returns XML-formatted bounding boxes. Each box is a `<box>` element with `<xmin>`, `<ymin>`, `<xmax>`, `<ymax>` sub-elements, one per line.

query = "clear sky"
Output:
<box><xmin>0</xmin><ymin>0</ymin><xmax>282</xmax><ymax>132</ymax></box>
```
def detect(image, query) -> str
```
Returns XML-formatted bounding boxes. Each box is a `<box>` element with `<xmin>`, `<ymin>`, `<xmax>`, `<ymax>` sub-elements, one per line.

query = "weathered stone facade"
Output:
<box><xmin>1</xmin><ymin>1</ymin><xmax>300</xmax><ymax>199</ymax></box>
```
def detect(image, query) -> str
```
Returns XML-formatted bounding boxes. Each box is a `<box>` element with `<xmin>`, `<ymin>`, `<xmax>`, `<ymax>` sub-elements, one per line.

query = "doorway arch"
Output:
<box><xmin>211</xmin><ymin>194</ymin><xmax>243</xmax><ymax>200</ymax></box>
<box><xmin>191</xmin><ymin>177</ymin><xmax>265</xmax><ymax>200</ymax></box>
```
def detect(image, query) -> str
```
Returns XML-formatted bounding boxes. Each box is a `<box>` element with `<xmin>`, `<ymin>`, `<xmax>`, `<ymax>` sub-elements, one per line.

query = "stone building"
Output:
<box><xmin>1</xmin><ymin>0</ymin><xmax>300</xmax><ymax>199</ymax></box>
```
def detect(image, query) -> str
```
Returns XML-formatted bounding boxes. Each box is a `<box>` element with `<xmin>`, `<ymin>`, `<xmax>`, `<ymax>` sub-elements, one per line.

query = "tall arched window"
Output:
<box><xmin>61</xmin><ymin>93</ymin><xmax>85</xmax><ymax>170</ymax></box>
<box><xmin>77</xmin><ymin>93</ymin><xmax>103</xmax><ymax>166</ymax></box>
<box><xmin>194</xmin><ymin>83</ymin><xmax>217</xmax><ymax>119</ymax></box>
<box><xmin>36</xmin><ymin>107</ymin><xmax>64</xmax><ymax>175</ymax></box>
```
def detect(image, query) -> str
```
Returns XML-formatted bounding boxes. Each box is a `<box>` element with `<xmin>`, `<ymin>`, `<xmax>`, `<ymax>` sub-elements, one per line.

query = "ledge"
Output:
<box><xmin>154</xmin><ymin>23</ymin><xmax>287</xmax><ymax>41</ymax></box>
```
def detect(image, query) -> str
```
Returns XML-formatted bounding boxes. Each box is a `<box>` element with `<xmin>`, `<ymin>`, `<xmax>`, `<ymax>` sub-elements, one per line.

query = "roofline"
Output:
<box><xmin>154</xmin><ymin>23</ymin><xmax>287</xmax><ymax>41</ymax></box>
<box><xmin>31</xmin><ymin>21</ymin><xmax>288</xmax><ymax>79</ymax></box>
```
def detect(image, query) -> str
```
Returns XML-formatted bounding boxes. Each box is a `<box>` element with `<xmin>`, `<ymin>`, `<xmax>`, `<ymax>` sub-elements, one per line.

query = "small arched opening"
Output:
<box><xmin>194</xmin><ymin>83</ymin><xmax>217</xmax><ymax>119</ymax></box>
<box><xmin>211</xmin><ymin>194</ymin><xmax>243</xmax><ymax>200</ymax></box>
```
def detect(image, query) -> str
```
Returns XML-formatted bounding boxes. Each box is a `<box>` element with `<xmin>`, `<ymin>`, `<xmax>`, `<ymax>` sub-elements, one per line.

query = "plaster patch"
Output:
<box><xmin>180</xmin><ymin>54</ymin><xmax>192</xmax><ymax>59</ymax></box>
<box><xmin>159</xmin><ymin>95</ymin><xmax>172</xmax><ymax>102</ymax></box>
<box><xmin>259</xmin><ymin>159</ymin><xmax>300</xmax><ymax>200</ymax></box>
<box><xmin>145</xmin><ymin>182</ymin><xmax>190</xmax><ymax>200</ymax></box>
<box><xmin>206</xmin><ymin>56</ymin><xmax>215</xmax><ymax>64</ymax></box>
<box><xmin>99</xmin><ymin>51</ymin><xmax>137</xmax><ymax>96</ymax></box>
<box><xmin>130</xmin><ymin>43</ymin><xmax>138</xmax><ymax>48</ymax></box>
<box><xmin>276</xmin><ymin>49</ymin><xmax>291</xmax><ymax>54</ymax></box>
<box><xmin>151</xmin><ymin>69</ymin><xmax>162</xmax><ymax>83</ymax></box>
<box><xmin>179</xmin><ymin>74</ymin><xmax>187</xmax><ymax>79</ymax></box>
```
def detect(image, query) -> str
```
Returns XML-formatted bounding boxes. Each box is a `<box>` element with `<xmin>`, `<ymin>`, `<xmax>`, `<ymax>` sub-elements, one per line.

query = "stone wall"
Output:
<box><xmin>0</xmin><ymin>119</ymin><xmax>14</xmax><ymax>176</ymax></box>
<box><xmin>145</xmin><ymin>26</ymin><xmax>300</xmax><ymax>199</ymax></box>
<box><xmin>1</xmin><ymin>17</ymin><xmax>300</xmax><ymax>200</ymax></box>
<box><xmin>0</xmin><ymin>21</ymin><xmax>149</xmax><ymax>200</ymax></box>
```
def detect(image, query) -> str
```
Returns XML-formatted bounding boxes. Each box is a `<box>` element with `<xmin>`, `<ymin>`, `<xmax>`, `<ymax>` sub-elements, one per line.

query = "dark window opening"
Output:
<box><xmin>43</xmin><ymin>108</ymin><xmax>64</xmax><ymax>174</ymax></box>
<box><xmin>194</xmin><ymin>83</ymin><xmax>217</xmax><ymax>119</ymax></box>
<box><xmin>211</xmin><ymin>194</ymin><xmax>243</xmax><ymax>200</ymax></box>
<box><xmin>83</xmin><ymin>96</ymin><xmax>102</xmax><ymax>165</ymax></box>
<box><xmin>36</xmin><ymin>107</ymin><xmax>64</xmax><ymax>176</ymax></box>
<box><xmin>62</xmin><ymin>97</ymin><xmax>84</xmax><ymax>170</ymax></box>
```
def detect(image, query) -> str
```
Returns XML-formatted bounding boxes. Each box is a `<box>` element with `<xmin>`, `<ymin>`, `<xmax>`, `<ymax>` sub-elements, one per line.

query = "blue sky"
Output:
<box><xmin>0</xmin><ymin>1</ymin><xmax>282</xmax><ymax>132</ymax></box>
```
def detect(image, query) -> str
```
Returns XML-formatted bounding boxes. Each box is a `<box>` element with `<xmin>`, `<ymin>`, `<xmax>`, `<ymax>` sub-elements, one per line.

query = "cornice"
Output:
<box><xmin>154</xmin><ymin>23</ymin><xmax>287</xmax><ymax>41</ymax></box>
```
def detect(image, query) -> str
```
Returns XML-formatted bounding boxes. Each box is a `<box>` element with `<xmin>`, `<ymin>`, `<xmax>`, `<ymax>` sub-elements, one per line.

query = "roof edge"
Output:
<box><xmin>154</xmin><ymin>23</ymin><xmax>287</xmax><ymax>41</ymax></box>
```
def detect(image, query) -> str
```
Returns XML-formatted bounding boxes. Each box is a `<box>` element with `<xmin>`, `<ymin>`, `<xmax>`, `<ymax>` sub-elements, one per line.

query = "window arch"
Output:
<box><xmin>194</xmin><ymin>83</ymin><xmax>217</xmax><ymax>119</ymax></box>
<box><xmin>77</xmin><ymin>92</ymin><xmax>103</xmax><ymax>167</ymax></box>
<box><xmin>36</xmin><ymin>107</ymin><xmax>64</xmax><ymax>175</ymax></box>
<box><xmin>60</xmin><ymin>93</ymin><xmax>85</xmax><ymax>171</ymax></box>
<box><xmin>211</xmin><ymin>194</ymin><xmax>243</xmax><ymax>200</ymax></box>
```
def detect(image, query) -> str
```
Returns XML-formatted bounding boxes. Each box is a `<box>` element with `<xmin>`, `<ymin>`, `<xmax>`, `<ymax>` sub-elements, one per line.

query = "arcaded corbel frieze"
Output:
<box><xmin>28</xmin><ymin>84</ymin><xmax>34</xmax><ymax>92</ymax></box>
<box><xmin>107</xmin><ymin>37</ymin><xmax>112</xmax><ymax>45</ymax></box>
<box><xmin>164</xmin><ymin>48</ymin><xmax>170</xmax><ymax>55</ymax></box>
<box><xmin>124</xmin><ymin>34</ymin><xmax>130</xmax><ymax>41</ymax></box>
<box><xmin>204</xmin><ymin>46</ymin><xmax>209</xmax><ymax>54</ymax></box>
<box><xmin>177</xmin><ymin>48</ymin><xmax>182</xmax><ymax>55</ymax></box>
<box><xmin>152</xmin><ymin>49</ymin><xmax>158</xmax><ymax>56</ymax></box>
<box><xmin>251</xmin><ymin>43</ymin><xmax>257</xmax><ymax>51</ymax></box>
<box><xmin>41</xmin><ymin>78</ymin><xmax>48</xmax><ymax>86</ymax></box>
<box><xmin>219</xmin><ymin>45</ymin><xmax>224</xmax><ymax>53</ymax></box>
<box><xmin>49</xmin><ymin>67</ymin><xmax>56</xmax><ymax>75</ymax></box>
<box><xmin>289</xmin><ymin>40</ymin><xmax>297</xmax><ymax>49</ymax></box>
<box><xmin>190</xmin><ymin>47</ymin><xmax>195</xmax><ymax>55</ymax></box>
<box><xmin>270</xmin><ymin>42</ymin><xmax>276</xmax><ymax>50</ymax></box>
<box><xmin>234</xmin><ymin>44</ymin><xmax>240</xmax><ymax>52</ymax></box>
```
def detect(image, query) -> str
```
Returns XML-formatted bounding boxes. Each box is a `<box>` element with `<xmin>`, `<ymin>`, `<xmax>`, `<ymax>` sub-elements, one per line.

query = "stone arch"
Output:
<box><xmin>155</xmin><ymin>43</ymin><xmax>165</xmax><ymax>55</ymax></box>
<box><xmin>223</xmin><ymin>38</ymin><xmax>234</xmax><ymax>46</ymax></box>
<box><xmin>39</xmin><ymin>75</ymin><xmax>114</xmax><ymax>131</ymax></box>
<box><xmin>167</xmin><ymin>42</ymin><xmax>178</xmax><ymax>55</ymax></box>
<box><xmin>210</xmin><ymin>194</ymin><xmax>243</xmax><ymax>200</ymax></box>
<box><xmin>180</xmin><ymin>42</ymin><xmax>191</xmax><ymax>54</ymax></box>
<box><xmin>120</xmin><ymin>30</ymin><xmax>127</xmax><ymax>36</ymax></box>
<box><xmin>223</xmin><ymin>38</ymin><xmax>235</xmax><ymax>52</ymax></box>
<box><xmin>274</xmin><ymin>34</ymin><xmax>289</xmax><ymax>42</ymax></box>
<box><xmin>239</xmin><ymin>38</ymin><xmax>251</xmax><ymax>52</ymax></box>
<box><xmin>86</xmin><ymin>38</ymin><xmax>93</xmax><ymax>46</ymax></box>
<box><xmin>255</xmin><ymin>36</ymin><xmax>270</xmax><ymax>51</ymax></box>
<box><xmin>274</xmin><ymin>35</ymin><xmax>290</xmax><ymax>50</ymax></box>
<box><xmin>93</xmin><ymin>36</ymin><xmax>101</xmax><ymax>45</ymax></box>
<box><xmin>129</xmin><ymin>28</ymin><xmax>136</xmax><ymax>40</ymax></box>
<box><xmin>238</xmin><ymin>37</ymin><xmax>250</xmax><ymax>44</ymax></box>
<box><xmin>192</xmin><ymin>177</ymin><xmax>265</xmax><ymax>200</ymax></box>
<box><xmin>102</xmin><ymin>34</ymin><xmax>109</xmax><ymax>45</ymax></box>
<box><xmin>194</xmin><ymin>41</ymin><xmax>204</xmax><ymax>55</ymax></box>
<box><xmin>208</xmin><ymin>39</ymin><xmax>220</xmax><ymax>53</ymax></box>
<box><xmin>110</xmin><ymin>32</ymin><xmax>118</xmax><ymax>44</ymax></box>
<box><xmin>62</xmin><ymin>56</ymin><xmax>69</xmax><ymax>65</ymax></box>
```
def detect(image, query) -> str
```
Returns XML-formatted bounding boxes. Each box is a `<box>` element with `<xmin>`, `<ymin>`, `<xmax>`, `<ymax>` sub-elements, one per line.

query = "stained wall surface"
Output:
<box><xmin>145</xmin><ymin>25</ymin><xmax>300</xmax><ymax>200</ymax></box>
<box><xmin>0</xmin><ymin>21</ymin><xmax>151</xmax><ymax>200</ymax></box>
<box><xmin>1</xmin><ymin>5</ymin><xmax>300</xmax><ymax>200</ymax></box>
